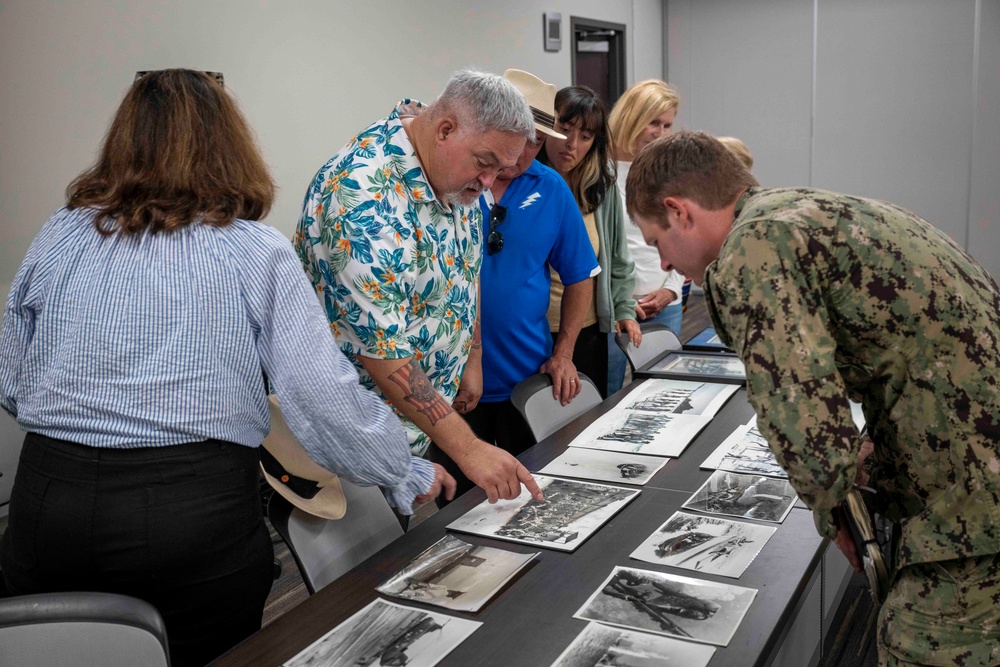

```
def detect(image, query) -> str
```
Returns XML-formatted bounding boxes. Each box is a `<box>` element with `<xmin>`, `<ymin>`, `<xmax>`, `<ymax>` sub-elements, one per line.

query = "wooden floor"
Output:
<box><xmin>260</xmin><ymin>290</ymin><xmax>712</xmax><ymax>626</ymax></box>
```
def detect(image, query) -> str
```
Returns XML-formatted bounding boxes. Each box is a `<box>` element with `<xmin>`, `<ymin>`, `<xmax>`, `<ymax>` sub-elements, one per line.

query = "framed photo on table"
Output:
<box><xmin>683</xmin><ymin>326</ymin><xmax>735</xmax><ymax>354</ymax></box>
<box><xmin>636</xmin><ymin>351</ymin><xmax>746</xmax><ymax>385</ymax></box>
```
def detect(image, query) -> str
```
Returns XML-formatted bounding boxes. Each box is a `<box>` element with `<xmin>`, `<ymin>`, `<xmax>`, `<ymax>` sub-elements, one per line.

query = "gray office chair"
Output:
<box><xmin>510</xmin><ymin>372</ymin><xmax>603</xmax><ymax>442</ymax></box>
<box><xmin>0</xmin><ymin>591</ymin><xmax>170</xmax><ymax>666</ymax></box>
<box><xmin>268</xmin><ymin>480</ymin><xmax>404</xmax><ymax>595</ymax></box>
<box><xmin>614</xmin><ymin>322</ymin><xmax>681</xmax><ymax>373</ymax></box>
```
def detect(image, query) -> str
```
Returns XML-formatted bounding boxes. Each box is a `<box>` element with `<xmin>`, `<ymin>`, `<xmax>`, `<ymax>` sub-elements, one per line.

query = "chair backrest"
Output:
<box><xmin>0</xmin><ymin>592</ymin><xmax>170</xmax><ymax>667</ymax></box>
<box><xmin>268</xmin><ymin>479</ymin><xmax>404</xmax><ymax>595</ymax></box>
<box><xmin>614</xmin><ymin>322</ymin><xmax>681</xmax><ymax>373</ymax></box>
<box><xmin>510</xmin><ymin>372</ymin><xmax>603</xmax><ymax>442</ymax></box>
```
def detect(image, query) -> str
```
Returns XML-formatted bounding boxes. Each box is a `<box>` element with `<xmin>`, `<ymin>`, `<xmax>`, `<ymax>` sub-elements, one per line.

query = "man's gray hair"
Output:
<box><xmin>434</xmin><ymin>69</ymin><xmax>536</xmax><ymax>141</ymax></box>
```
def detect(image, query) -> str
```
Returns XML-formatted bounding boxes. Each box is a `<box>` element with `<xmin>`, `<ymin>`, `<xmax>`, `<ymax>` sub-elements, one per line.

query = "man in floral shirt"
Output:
<box><xmin>296</xmin><ymin>70</ymin><xmax>543</xmax><ymax>505</ymax></box>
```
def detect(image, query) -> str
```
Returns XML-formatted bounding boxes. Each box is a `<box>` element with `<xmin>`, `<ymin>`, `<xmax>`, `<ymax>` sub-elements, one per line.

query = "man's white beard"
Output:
<box><xmin>446</xmin><ymin>184</ymin><xmax>483</xmax><ymax>207</ymax></box>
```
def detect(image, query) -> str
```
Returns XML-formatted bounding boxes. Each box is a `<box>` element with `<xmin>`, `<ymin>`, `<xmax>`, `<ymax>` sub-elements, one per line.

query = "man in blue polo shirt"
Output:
<box><xmin>429</xmin><ymin>70</ymin><xmax>599</xmax><ymax>500</ymax></box>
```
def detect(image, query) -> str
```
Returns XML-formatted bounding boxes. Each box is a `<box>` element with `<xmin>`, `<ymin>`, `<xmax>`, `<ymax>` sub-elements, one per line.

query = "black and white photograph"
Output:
<box><xmin>646</xmin><ymin>352</ymin><xmax>746</xmax><ymax>384</ymax></box>
<box><xmin>538</xmin><ymin>448</ymin><xmax>670</xmax><ymax>486</ymax></box>
<box><xmin>700</xmin><ymin>423</ymin><xmax>788</xmax><ymax>478</ymax></box>
<box><xmin>568</xmin><ymin>405</ymin><xmax>711</xmax><ymax>457</ymax></box>
<box><xmin>574</xmin><ymin>566</ymin><xmax>757</xmax><ymax>647</ymax></box>
<box><xmin>682</xmin><ymin>470</ymin><xmax>798</xmax><ymax>524</ymax></box>
<box><xmin>630</xmin><ymin>511</ymin><xmax>776</xmax><ymax>578</ymax></box>
<box><xmin>549</xmin><ymin>621</ymin><xmax>716</xmax><ymax>667</ymax></box>
<box><xmin>446</xmin><ymin>476</ymin><xmax>640</xmax><ymax>552</ymax></box>
<box><xmin>376</xmin><ymin>535</ymin><xmax>538</xmax><ymax>612</ymax></box>
<box><xmin>623</xmin><ymin>378</ymin><xmax>739</xmax><ymax>419</ymax></box>
<box><xmin>283</xmin><ymin>598</ymin><xmax>480</xmax><ymax>667</ymax></box>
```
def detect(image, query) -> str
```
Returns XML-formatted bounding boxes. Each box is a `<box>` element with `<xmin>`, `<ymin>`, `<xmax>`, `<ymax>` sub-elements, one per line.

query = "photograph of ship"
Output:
<box><xmin>683</xmin><ymin>470</ymin><xmax>797</xmax><ymax>524</ymax></box>
<box><xmin>538</xmin><ymin>448</ymin><xmax>669</xmax><ymax>486</ymax></box>
<box><xmin>623</xmin><ymin>379</ymin><xmax>738</xmax><ymax>419</ymax></box>
<box><xmin>549</xmin><ymin>622</ymin><xmax>716</xmax><ymax>667</ymax></box>
<box><xmin>700</xmin><ymin>423</ymin><xmax>788</xmax><ymax>479</ymax></box>
<box><xmin>574</xmin><ymin>567</ymin><xmax>757</xmax><ymax>647</ymax></box>
<box><xmin>377</xmin><ymin>535</ymin><xmax>538</xmax><ymax>612</ymax></box>
<box><xmin>283</xmin><ymin>598</ymin><xmax>480</xmax><ymax>667</ymax></box>
<box><xmin>446</xmin><ymin>476</ymin><xmax>639</xmax><ymax>552</ymax></box>
<box><xmin>648</xmin><ymin>353</ymin><xmax>746</xmax><ymax>381</ymax></box>
<box><xmin>630</xmin><ymin>511</ymin><xmax>776</xmax><ymax>578</ymax></box>
<box><xmin>568</xmin><ymin>405</ymin><xmax>711</xmax><ymax>457</ymax></box>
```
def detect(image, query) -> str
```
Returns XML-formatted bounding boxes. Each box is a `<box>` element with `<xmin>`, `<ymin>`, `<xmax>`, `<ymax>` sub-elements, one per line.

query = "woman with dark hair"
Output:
<box><xmin>539</xmin><ymin>86</ymin><xmax>640</xmax><ymax>397</ymax></box>
<box><xmin>0</xmin><ymin>69</ymin><xmax>450</xmax><ymax>666</ymax></box>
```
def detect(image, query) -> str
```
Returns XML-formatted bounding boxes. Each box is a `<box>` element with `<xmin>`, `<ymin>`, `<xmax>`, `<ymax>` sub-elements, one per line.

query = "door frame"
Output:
<box><xmin>570</xmin><ymin>16</ymin><xmax>627</xmax><ymax>108</ymax></box>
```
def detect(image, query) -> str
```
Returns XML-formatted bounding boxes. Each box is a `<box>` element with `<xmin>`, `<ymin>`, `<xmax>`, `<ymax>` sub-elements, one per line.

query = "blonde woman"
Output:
<box><xmin>717</xmin><ymin>135</ymin><xmax>755</xmax><ymax>170</ymax></box>
<box><xmin>606</xmin><ymin>80</ymin><xmax>688</xmax><ymax>393</ymax></box>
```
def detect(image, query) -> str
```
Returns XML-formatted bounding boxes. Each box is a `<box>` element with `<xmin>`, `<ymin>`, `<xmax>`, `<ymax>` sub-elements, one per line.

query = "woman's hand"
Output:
<box><xmin>616</xmin><ymin>319</ymin><xmax>642</xmax><ymax>347</ymax></box>
<box><xmin>636</xmin><ymin>289</ymin><xmax>677</xmax><ymax>319</ymax></box>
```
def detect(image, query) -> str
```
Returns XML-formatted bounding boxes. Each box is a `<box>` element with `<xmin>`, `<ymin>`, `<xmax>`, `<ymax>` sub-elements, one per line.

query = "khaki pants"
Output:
<box><xmin>879</xmin><ymin>553</ymin><xmax>1000</xmax><ymax>666</ymax></box>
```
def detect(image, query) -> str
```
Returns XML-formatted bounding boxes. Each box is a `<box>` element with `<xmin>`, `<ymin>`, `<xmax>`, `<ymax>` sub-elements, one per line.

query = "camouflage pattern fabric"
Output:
<box><xmin>879</xmin><ymin>553</ymin><xmax>1000</xmax><ymax>665</ymax></box>
<box><xmin>703</xmin><ymin>187</ymin><xmax>1000</xmax><ymax>572</ymax></box>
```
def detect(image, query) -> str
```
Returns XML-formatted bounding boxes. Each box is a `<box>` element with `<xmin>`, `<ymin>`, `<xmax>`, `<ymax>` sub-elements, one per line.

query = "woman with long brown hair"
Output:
<box><xmin>539</xmin><ymin>86</ymin><xmax>640</xmax><ymax>397</ymax></box>
<box><xmin>0</xmin><ymin>69</ymin><xmax>448</xmax><ymax>666</ymax></box>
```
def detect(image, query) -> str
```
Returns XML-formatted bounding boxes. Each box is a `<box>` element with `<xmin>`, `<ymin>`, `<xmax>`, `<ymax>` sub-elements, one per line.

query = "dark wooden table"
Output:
<box><xmin>214</xmin><ymin>381</ymin><xmax>826</xmax><ymax>667</ymax></box>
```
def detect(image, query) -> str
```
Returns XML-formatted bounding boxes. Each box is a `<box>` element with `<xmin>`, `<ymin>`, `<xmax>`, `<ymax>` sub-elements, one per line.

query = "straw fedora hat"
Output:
<box><xmin>260</xmin><ymin>394</ymin><xmax>347</xmax><ymax>520</ymax></box>
<box><xmin>503</xmin><ymin>68</ymin><xmax>566</xmax><ymax>140</ymax></box>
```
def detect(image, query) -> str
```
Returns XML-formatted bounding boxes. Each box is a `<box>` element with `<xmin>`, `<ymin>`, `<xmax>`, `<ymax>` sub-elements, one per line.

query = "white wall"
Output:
<box><xmin>0</xmin><ymin>0</ymin><xmax>663</xmax><ymax>286</ymax></box>
<box><xmin>665</xmin><ymin>0</ymin><xmax>1000</xmax><ymax>279</ymax></box>
<box><xmin>0</xmin><ymin>0</ymin><xmax>663</xmax><ymax>502</ymax></box>
<box><xmin>970</xmin><ymin>0</ymin><xmax>1000</xmax><ymax>267</ymax></box>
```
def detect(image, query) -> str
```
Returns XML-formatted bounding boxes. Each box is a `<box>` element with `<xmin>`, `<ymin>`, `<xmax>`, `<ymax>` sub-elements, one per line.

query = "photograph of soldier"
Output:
<box><xmin>630</xmin><ymin>511</ymin><xmax>776</xmax><ymax>578</ymax></box>
<box><xmin>550</xmin><ymin>622</ymin><xmax>716</xmax><ymax>667</ymax></box>
<box><xmin>377</xmin><ymin>535</ymin><xmax>537</xmax><ymax>612</ymax></box>
<box><xmin>568</xmin><ymin>404</ymin><xmax>711</xmax><ymax>457</ymax></box>
<box><xmin>683</xmin><ymin>470</ymin><xmax>797</xmax><ymax>524</ymax></box>
<box><xmin>284</xmin><ymin>598</ymin><xmax>480</xmax><ymax>667</ymax></box>
<box><xmin>446</xmin><ymin>476</ymin><xmax>639</xmax><ymax>552</ymax></box>
<box><xmin>623</xmin><ymin>378</ymin><xmax>738</xmax><ymax>418</ymax></box>
<box><xmin>538</xmin><ymin>447</ymin><xmax>669</xmax><ymax>486</ymax></box>
<box><xmin>574</xmin><ymin>566</ymin><xmax>757</xmax><ymax>647</ymax></box>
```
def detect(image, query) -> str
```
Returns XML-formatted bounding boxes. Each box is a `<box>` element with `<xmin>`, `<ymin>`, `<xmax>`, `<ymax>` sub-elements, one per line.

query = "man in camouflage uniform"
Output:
<box><xmin>625</xmin><ymin>131</ymin><xmax>1000</xmax><ymax>666</ymax></box>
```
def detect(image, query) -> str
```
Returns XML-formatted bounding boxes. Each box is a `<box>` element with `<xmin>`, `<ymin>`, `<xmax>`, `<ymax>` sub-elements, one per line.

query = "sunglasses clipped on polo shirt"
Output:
<box><xmin>487</xmin><ymin>204</ymin><xmax>507</xmax><ymax>255</ymax></box>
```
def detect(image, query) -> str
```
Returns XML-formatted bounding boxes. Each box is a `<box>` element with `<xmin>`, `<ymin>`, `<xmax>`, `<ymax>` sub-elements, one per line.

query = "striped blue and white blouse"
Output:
<box><xmin>0</xmin><ymin>207</ymin><xmax>433</xmax><ymax>512</ymax></box>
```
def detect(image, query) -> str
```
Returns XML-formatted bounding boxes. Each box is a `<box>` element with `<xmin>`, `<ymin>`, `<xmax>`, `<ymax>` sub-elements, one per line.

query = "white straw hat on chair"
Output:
<box><xmin>259</xmin><ymin>395</ymin><xmax>347</xmax><ymax>520</ymax></box>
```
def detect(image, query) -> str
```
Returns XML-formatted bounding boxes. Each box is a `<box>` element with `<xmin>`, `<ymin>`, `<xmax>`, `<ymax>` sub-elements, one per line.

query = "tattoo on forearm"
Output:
<box><xmin>388</xmin><ymin>358</ymin><xmax>454</xmax><ymax>425</ymax></box>
<box><xmin>471</xmin><ymin>320</ymin><xmax>482</xmax><ymax>350</ymax></box>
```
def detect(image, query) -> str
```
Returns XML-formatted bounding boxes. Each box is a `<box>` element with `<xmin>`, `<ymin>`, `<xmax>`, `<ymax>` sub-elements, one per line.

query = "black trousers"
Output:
<box><xmin>428</xmin><ymin>399</ymin><xmax>536</xmax><ymax>506</ymax></box>
<box><xmin>0</xmin><ymin>433</ymin><xmax>274</xmax><ymax>667</ymax></box>
<box><xmin>554</xmin><ymin>322</ymin><xmax>609</xmax><ymax>399</ymax></box>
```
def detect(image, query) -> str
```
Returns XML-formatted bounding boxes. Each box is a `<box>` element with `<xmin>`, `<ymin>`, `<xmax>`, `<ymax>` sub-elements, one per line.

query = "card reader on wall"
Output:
<box><xmin>544</xmin><ymin>12</ymin><xmax>561</xmax><ymax>52</ymax></box>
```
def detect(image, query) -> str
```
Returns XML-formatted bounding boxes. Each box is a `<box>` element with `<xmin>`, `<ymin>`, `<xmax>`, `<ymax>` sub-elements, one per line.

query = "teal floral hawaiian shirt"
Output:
<box><xmin>295</xmin><ymin>100</ymin><xmax>483</xmax><ymax>456</ymax></box>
